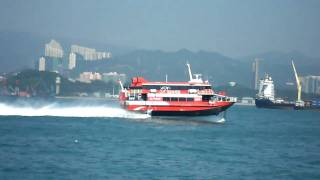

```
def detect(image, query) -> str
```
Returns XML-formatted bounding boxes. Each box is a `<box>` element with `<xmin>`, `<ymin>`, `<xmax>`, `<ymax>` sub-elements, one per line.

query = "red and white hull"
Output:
<box><xmin>120</xmin><ymin>100</ymin><xmax>234</xmax><ymax>116</ymax></box>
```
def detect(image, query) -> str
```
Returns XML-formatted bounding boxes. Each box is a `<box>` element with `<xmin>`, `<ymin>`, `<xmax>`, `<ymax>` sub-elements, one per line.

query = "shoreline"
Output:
<box><xmin>55</xmin><ymin>96</ymin><xmax>118</xmax><ymax>101</ymax></box>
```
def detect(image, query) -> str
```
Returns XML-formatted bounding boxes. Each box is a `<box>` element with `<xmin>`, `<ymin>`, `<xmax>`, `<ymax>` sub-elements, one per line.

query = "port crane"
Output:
<box><xmin>291</xmin><ymin>60</ymin><xmax>304</xmax><ymax>107</ymax></box>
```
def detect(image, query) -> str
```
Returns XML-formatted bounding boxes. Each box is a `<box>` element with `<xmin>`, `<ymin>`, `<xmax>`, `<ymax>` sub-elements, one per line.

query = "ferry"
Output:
<box><xmin>119</xmin><ymin>64</ymin><xmax>236</xmax><ymax>116</ymax></box>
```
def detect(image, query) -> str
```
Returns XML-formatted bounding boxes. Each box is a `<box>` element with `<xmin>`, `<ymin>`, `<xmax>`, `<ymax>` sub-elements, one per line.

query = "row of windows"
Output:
<box><xmin>162</xmin><ymin>97</ymin><xmax>194</xmax><ymax>102</ymax></box>
<box><xmin>142</xmin><ymin>85</ymin><xmax>211</xmax><ymax>90</ymax></box>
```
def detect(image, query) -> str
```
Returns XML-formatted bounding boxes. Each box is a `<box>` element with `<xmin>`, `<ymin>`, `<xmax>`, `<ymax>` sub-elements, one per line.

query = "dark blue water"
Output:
<box><xmin>0</xmin><ymin>103</ymin><xmax>320</xmax><ymax>179</ymax></box>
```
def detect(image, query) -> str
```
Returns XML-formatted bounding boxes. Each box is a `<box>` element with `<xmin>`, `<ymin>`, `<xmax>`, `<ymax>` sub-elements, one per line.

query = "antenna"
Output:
<box><xmin>186</xmin><ymin>63</ymin><xmax>193</xmax><ymax>81</ymax></box>
<box><xmin>291</xmin><ymin>60</ymin><xmax>302</xmax><ymax>102</ymax></box>
<box><xmin>118</xmin><ymin>80</ymin><xmax>124</xmax><ymax>91</ymax></box>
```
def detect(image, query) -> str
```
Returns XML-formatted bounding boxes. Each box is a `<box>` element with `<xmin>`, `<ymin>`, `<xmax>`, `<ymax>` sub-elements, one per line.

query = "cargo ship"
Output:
<box><xmin>255</xmin><ymin>61</ymin><xmax>320</xmax><ymax>111</ymax></box>
<box><xmin>255</xmin><ymin>74</ymin><xmax>294</xmax><ymax>109</ymax></box>
<box><xmin>119</xmin><ymin>64</ymin><xmax>236</xmax><ymax>116</ymax></box>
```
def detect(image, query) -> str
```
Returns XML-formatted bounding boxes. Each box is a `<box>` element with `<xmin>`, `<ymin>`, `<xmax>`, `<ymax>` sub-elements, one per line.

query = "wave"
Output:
<box><xmin>0</xmin><ymin>100</ymin><xmax>226</xmax><ymax>124</ymax></box>
<box><xmin>0</xmin><ymin>102</ymin><xmax>150</xmax><ymax>119</ymax></box>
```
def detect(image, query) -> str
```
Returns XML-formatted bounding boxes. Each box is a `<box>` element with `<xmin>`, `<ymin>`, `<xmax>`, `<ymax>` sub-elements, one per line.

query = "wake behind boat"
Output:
<box><xmin>119</xmin><ymin>63</ymin><xmax>236</xmax><ymax>116</ymax></box>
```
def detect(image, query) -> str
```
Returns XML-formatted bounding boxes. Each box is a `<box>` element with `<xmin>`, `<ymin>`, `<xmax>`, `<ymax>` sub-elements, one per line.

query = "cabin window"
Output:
<box><xmin>143</xmin><ymin>85</ymin><xmax>211</xmax><ymax>90</ymax></box>
<box><xmin>171</xmin><ymin>97</ymin><xmax>178</xmax><ymax>101</ymax></box>
<box><xmin>163</xmin><ymin>97</ymin><xmax>170</xmax><ymax>101</ymax></box>
<box><xmin>202</xmin><ymin>95</ymin><xmax>211</xmax><ymax>102</ymax></box>
<box><xmin>186</xmin><ymin>98</ymin><xmax>194</xmax><ymax>102</ymax></box>
<box><xmin>143</xmin><ymin>85</ymin><xmax>161</xmax><ymax>90</ymax></box>
<box><xmin>130</xmin><ymin>87</ymin><xmax>142</xmax><ymax>89</ymax></box>
<box><xmin>141</xmin><ymin>94</ymin><xmax>147</xmax><ymax>101</ymax></box>
<box><xmin>179</xmin><ymin>97</ymin><xmax>186</xmax><ymax>101</ymax></box>
<box><xmin>163</xmin><ymin>97</ymin><xmax>189</xmax><ymax>101</ymax></box>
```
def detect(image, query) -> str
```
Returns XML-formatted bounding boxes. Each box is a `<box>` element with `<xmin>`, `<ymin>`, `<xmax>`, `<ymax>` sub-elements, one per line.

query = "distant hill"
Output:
<box><xmin>2</xmin><ymin>69</ymin><xmax>120</xmax><ymax>96</ymax></box>
<box><xmin>88</xmin><ymin>49</ymin><xmax>320</xmax><ymax>89</ymax></box>
<box><xmin>239</xmin><ymin>51</ymin><xmax>320</xmax><ymax>89</ymax></box>
<box><xmin>89</xmin><ymin>49</ymin><xmax>250</xmax><ymax>87</ymax></box>
<box><xmin>0</xmin><ymin>31</ymin><xmax>46</xmax><ymax>72</ymax></box>
<box><xmin>1</xmin><ymin>31</ymin><xmax>320</xmax><ymax>91</ymax></box>
<box><xmin>113</xmin><ymin>49</ymin><xmax>250</xmax><ymax>86</ymax></box>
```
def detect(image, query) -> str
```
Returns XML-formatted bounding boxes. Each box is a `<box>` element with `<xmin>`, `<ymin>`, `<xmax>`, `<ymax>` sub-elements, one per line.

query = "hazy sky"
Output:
<box><xmin>1</xmin><ymin>0</ymin><xmax>320</xmax><ymax>57</ymax></box>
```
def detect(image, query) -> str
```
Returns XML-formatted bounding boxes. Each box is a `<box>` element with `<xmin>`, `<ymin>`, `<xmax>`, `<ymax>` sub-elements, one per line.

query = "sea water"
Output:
<box><xmin>0</xmin><ymin>100</ymin><xmax>319</xmax><ymax>179</ymax></box>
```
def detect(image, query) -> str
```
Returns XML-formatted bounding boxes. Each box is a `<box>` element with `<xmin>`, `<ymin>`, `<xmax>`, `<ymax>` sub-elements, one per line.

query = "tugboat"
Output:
<box><xmin>119</xmin><ymin>63</ymin><xmax>236</xmax><ymax>116</ymax></box>
<box><xmin>255</xmin><ymin>74</ymin><xmax>294</xmax><ymax>109</ymax></box>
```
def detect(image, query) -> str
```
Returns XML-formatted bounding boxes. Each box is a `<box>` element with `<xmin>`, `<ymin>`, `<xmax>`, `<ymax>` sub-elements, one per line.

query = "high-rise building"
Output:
<box><xmin>102</xmin><ymin>72</ymin><xmax>126</xmax><ymax>83</ymax></box>
<box><xmin>252</xmin><ymin>58</ymin><xmax>259</xmax><ymax>90</ymax></box>
<box><xmin>79</xmin><ymin>72</ymin><xmax>102</xmax><ymax>83</ymax></box>
<box><xmin>38</xmin><ymin>57</ymin><xmax>46</xmax><ymax>71</ymax></box>
<box><xmin>45</xmin><ymin>39</ymin><xmax>64</xmax><ymax>58</ymax></box>
<box><xmin>56</xmin><ymin>77</ymin><xmax>61</xmax><ymax>95</ymax></box>
<box><xmin>300</xmin><ymin>76</ymin><xmax>320</xmax><ymax>95</ymax></box>
<box><xmin>71</xmin><ymin>45</ymin><xmax>111</xmax><ymax>61</ymax></box>
<box><xmin>69</xmin><ymin>52</ymin><xmax>76</xmax><ymax>70</ymax></box>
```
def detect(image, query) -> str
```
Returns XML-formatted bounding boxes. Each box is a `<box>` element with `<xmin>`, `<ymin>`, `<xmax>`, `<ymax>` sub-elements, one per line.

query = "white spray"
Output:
<box><xmin>0</xmin><ymin>102</ymin><xmax>150</xmax><ymax>119</ymax></box>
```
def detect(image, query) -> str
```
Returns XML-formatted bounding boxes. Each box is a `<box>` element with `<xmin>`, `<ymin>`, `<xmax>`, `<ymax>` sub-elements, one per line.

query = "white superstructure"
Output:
<box><xmin>186</xmin><ymin>63</ymin><xmax>204</xmax><ymax>84</ymax></box>
<box><xmin>257</xmin><ymin>74</ymin><xmax>275</xmax><ymax>101</ymax></box>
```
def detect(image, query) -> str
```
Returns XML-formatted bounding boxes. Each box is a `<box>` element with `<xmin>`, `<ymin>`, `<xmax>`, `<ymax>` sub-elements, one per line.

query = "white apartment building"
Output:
<box><xmin>69</xmin><ymin>53</ymin><xmax>76</xmax><ymax>70</ymax></box>
<box><xmin>45</xmin><ymin>39</ymin><xmax>64</xmax><ymax>58</ymax></box>
<box><xmin>38</xmin><ymin>57</ymin><xmax>46</xmax><ymax>71</ymax></box>
<box><xmin>71</xmin><ymin>45</ymin><xmax>111</xmax><ymax>61</ymax></box>
<box><xmin>102</xmin><ymin>72</ymin><xmax>126</xmax><ymax>83</ymax></box>
<box><xmin>79</xmin><ymin>72</ymin><xmax>102</xmax><ymax>83</ymax></box>
<box><xmin>300</xmin><ymin>75</ymin><xmax>320</xmax><ymax>95</ymax></box>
